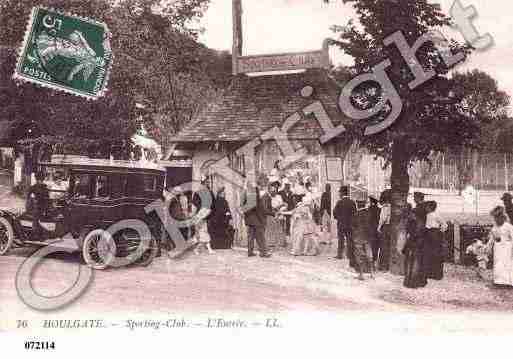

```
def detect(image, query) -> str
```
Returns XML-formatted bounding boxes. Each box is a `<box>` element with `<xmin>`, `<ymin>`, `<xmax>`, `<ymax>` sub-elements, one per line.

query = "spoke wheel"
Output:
<box><xmin>0</xmin><ymin>217</ymin><xmax>14</xmax><ymax>256</ymax></box>
<box><xmin>82</xmin><ymin>229</ymin><xmax>116</xmax><ymax>270</ymax></box>
<box><xmin>136</xmin><ymin>236</ymin><xmax>158</xmax><ymax>267</ymax></box>
<box><xmin>114</xmin><ymin>228</ymin><xmax>156</xmax><ymax>267</ymax></box>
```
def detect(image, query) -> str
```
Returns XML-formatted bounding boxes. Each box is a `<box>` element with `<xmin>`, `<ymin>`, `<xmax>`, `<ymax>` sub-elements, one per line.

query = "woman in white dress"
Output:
<box><xmin>192</xmin><ymin>205</ymin><xmax>214</xmax><ymax>255</ymax></box>
<box><xmin>290</xmin><ymin>200</ymin><xmax>320</xmax><ymax>256</ymax></box>
<box><xmin>487</xmin><ymin>206</ymin><xmax>513</xmax><ymax>287</ymax></box>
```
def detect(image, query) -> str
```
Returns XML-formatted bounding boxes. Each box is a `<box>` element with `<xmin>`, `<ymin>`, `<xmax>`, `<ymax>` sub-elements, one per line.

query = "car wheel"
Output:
<box><xmin>114</xmin><ymin>228</ymin><xmax>156</xmax><ymax>267</ymax></box>
<box><xmin>0</xmin><ymin>217</ymin><xmax>14</xmax><ymax>256</ymax></box>
<box><xmin>82</xmin><ymin>229</ymin><xmax>116</xmax><ymax>270</ymax></box>
<box><xmin>136</xmin><ymin>236</ymin><xmax>158</xmax><ymax>267</ymax></box>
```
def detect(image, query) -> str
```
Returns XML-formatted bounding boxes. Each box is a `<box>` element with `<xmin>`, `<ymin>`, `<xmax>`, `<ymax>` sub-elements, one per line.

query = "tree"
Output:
<box><xmin>0</xmin><ymin>0</ymin><xmax>227</xmax><ymax>157</ymax></box>
<box><xmin>325</xmin><ymin>0</ymin><xmax>504</xmax><ymax>274</ymax></box>
<box><xmin>451</xmin><ymin>70</ymin><xmax>510</xmax><ymax>192</ymax></box>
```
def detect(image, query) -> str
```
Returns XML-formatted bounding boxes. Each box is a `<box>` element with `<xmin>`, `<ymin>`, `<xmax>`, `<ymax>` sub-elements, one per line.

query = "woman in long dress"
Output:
<box><xmin>403</xmin><ymin>204</ymin><xmax>428</xmax><ymax>288</ymax></box>
<box><xmin>424</xmin><ymin>201</ymin><xmax>448</xmax><ymax>280</ymax></box>
<box><xmin>487</xmin><ymin>206</ymin><xmax>513</xmax><ymax>287</ymax></box>
<box><xmin>210</xmin><ymin>187</ymin><xmax>233</xmax><ymax>249</ymax></box>
<box><xmin>265</xmin><ymin>182</ymin><xmax>287</xmax><ymax>248</ymax></box>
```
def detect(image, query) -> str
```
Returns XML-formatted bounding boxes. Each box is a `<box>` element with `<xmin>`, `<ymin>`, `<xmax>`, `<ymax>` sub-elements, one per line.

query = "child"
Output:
<box><xmin>352</xmin><ymin>207</ymin><xmax>374</xmax><ymax>281</ymax></box>
<box><xmin>192</xmin><ymin>205</ymin><xmax>214</xmax><ymax>255</ymax></box>
<box><xmin>466</xmin><ymin>238</ymin><xmax>489</xmax><ymax>280</ymax></box>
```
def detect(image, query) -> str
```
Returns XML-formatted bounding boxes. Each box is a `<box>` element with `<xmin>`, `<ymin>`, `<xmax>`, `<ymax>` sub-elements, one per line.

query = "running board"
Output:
<box><xmin>23</xmin><ymin>239</ymin><xmax>65</xmax><ymax>246</ymax></box>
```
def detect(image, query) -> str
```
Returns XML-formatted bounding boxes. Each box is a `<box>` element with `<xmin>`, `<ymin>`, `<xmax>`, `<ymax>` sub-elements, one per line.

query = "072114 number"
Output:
<box><xmin>24</xmin><ymin>341</ymin><xmax>56</xmax><ymax>350</ymax></box>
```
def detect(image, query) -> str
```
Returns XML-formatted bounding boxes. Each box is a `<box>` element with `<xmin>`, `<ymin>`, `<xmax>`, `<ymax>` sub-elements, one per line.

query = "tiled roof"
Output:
<box><xmin>171</xmin><ymin>69</ymin><xmax>347</xmax><ymax>143</ymax></box>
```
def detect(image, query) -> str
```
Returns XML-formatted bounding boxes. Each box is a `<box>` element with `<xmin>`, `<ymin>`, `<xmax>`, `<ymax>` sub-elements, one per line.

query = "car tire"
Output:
<box><xmin>136</xmin><ymin>236</ymin><xmax>158</xmax><ymax>267</ymax></box>
<box><xmin>0</xmin><ymin>217</ymin><xmax>14</xmax><ymax>256</ymax></box>
<box><xmin>82</xmin><ymin>229</ymin><xmax>116</xmax><ymax>270</ymax></box>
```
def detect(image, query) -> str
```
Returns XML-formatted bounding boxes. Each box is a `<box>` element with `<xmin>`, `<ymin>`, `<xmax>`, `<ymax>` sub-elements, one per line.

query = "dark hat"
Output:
<box><xmin>501</xmin><ymin>193</ymin><xmax>512</xmax><ymax>201</ymax></box>
<box><xmin>269</xmin><ymin>181</ymin><xmax>281</xmax><ymax>189</ymax></box>
<box><xmin>339</xmin><ymin>185</ymin><xmax>349</xmax><ymax>195</ymax></box>
<box><xmin>413</xmin><ymin>191</ymin><xmax>425</xmax><ymax>200</ymax></box>
<box><xmin>491</xmin><ymin>206</ymin><xmax>506</xmax><ymax>218</ymax></box>
<box><xmin>425</xmin><ymin>200</ymin><xmax>438</xmax><ymax>211</ymax></box>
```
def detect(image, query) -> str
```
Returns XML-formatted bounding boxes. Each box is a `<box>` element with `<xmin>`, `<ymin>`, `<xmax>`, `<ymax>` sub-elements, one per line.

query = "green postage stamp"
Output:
<box><xmin>14</xmin><ymin>7</ymin><xmax>113</xmax><ymax>99</ymax></box>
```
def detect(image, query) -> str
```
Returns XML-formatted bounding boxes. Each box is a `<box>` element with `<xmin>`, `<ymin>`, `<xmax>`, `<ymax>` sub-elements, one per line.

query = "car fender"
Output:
<box><xmin>0</xmin><ymin>209</ymin><xmax>24</xmax><ymax>239</ymax></box>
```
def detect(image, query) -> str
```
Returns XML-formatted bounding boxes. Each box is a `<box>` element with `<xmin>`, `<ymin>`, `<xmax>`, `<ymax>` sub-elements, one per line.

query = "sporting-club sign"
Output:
<box><xmin>233</xmin><ymin>39</ymin><xmax>330</xmax><ymax>75</ymax></box>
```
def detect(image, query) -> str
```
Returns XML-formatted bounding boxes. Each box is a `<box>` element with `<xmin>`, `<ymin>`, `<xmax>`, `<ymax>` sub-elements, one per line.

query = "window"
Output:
<box><xmin>126</xmin><ymin>175</ymin><xmax>144</xmax><ymax>197</ymax></box>
<box><xmin>71</xmin><ymin>173</ymin><xmax>93</xmax><ymax>199</ymax></box>
<box><xmin>94</xmin><ymin>175</ymin><xmax>110</xmax><ymax>199</ymax></box>
<box><xmin>143</xmin><ymin>175</ymin><xmax>157</xmax><ymax>192</ymax></box>
<box><xmin>228</xmin><ymin>152</ymin><xmax>246</xmax><ymax>175</ymax></box>
<box><xmin>111</xmin><ymin>174</ymin><xmax>128</xmax><ymax>198</ymax></box>
<box><xmin>125</xmin><ymin>174</ymin><xmax>160</xmax><ymax>197</ymax></box>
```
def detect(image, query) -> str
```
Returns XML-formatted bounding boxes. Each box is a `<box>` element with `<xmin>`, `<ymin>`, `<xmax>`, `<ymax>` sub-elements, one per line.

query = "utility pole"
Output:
<box><xmin>232</xmin><ymin>0</ymin><xmax>243</xmax><ymax>75</ymax></box>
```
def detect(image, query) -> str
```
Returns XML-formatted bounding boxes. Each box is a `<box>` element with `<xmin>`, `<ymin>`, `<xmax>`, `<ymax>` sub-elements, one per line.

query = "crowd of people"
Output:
<box><xmin>164</xmin><ymin>164</ymin><xmax>513</xmax><ymax>289</ymax></box>
<box><xmin>28</xmin><ymin>160</ymin><xmax>512</xmax><ymax>289</ymax></box>
<box><xmin>165</xmin><ymin>182</ymin><xmax>234</xmax><ymax>254</ymax></box>
<box><xmin>240</xmin><ymin>169</ymin><xmax>325</xmax><ymax>258</ymax></box>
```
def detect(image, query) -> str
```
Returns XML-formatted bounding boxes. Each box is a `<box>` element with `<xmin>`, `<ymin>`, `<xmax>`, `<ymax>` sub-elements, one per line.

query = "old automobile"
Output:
<box><xmin>0</xmin><ymin>156</ymin><xmax>165</xmax><ymax>269</ymax></box>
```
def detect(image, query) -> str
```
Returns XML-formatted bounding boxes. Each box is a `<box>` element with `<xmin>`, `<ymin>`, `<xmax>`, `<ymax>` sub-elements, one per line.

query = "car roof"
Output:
<box><xmin>39</xmin><ymin>156</ymin><xmax>166</xmax><ymax>175</ymax></box>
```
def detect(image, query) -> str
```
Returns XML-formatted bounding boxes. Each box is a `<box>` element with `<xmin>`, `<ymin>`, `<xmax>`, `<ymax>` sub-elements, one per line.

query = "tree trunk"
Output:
<box><xmin>389</xmin><ymin>139</ymin><xmax>411</xmax><ymax>275</ymax></box>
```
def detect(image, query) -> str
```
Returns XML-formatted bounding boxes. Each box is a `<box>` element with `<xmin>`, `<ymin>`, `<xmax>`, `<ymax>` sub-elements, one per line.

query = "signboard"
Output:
<box><xmin>325</xmin><ymin>156</ymin><xmax>343</xmax><ymax>182</ymax></box>
<box><xmin>233</xmin><ymin>39</ymin><xmax>330</xmax><ymax>75</ymax></box>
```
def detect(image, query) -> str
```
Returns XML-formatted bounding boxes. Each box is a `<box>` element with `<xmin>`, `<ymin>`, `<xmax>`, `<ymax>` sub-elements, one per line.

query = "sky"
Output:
<box><xmin>198</xmin><ymin>0</ymin><xmax>513</xmax><ymax>99</ymax></box>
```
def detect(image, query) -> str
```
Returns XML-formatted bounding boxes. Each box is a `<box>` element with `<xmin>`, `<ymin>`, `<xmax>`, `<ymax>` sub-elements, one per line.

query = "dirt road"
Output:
<box><xmin>2</xmin><ymin>245</ymin><xmax>513</xmax><ymax>318</ymax></box>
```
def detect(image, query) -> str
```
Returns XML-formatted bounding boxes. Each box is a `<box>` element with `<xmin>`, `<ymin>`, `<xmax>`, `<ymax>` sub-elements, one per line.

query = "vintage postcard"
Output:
<box><xmin>1</xmin><ymin>0</ymin><xmax>513</xmax><ymax>357</ymax></box>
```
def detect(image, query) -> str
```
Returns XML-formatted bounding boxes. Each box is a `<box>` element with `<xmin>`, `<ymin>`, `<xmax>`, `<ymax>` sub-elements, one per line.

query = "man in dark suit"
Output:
<box><xmin>368</xmin><ymin>196</ymin><xmax>381</xmax><ymax>266</ymax></box>
<box><xmin>27</xmin><ymin>172</ymin><xmax>50</xmax><ymax>240</ymax></box>
<box><xmin>241</xmin><ymin>182</ymin><xmax>272</xmax><ymax>258</ymax></box>
<box><xmin>333</xmin><ymin>186</ymin><xmax>357</xmax><ymax>266</ymax></box>
<box><xmin>279</xmin><ymin>181</ymin><xmax>294</xmax><ymax>236</ymax></box>
<box><xmin>409</xmin><ymin>191</ymin><xmax>429</xmax><ymax>287</ymax></box>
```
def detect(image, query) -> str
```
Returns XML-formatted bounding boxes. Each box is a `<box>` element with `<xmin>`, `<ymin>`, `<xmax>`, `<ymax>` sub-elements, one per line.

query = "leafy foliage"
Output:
<box><xmin>328</xmin><ymin>0</ymin><xmax>475</xmax><ymax>165</ymax></box>
<box><xmin>452</xmin><ymin>70</ymin><xmax>510</xmax><ymax>152</ymax></box>
<box><xmin>0</xmin><ymin>0</ymin><xmax>231</xmax><ymax>155</ymax></box>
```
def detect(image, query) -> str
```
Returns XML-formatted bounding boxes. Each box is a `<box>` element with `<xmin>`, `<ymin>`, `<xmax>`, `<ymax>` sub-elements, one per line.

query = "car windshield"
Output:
<box><xmin>38</xmin><ymin>166</ymin><xmax>69</xmax><ymax>200</ymax></box>
<box><xmin>71</xmin><ymin>173</ymin><xmax>93</xmax><ymax>199</ymax></box>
